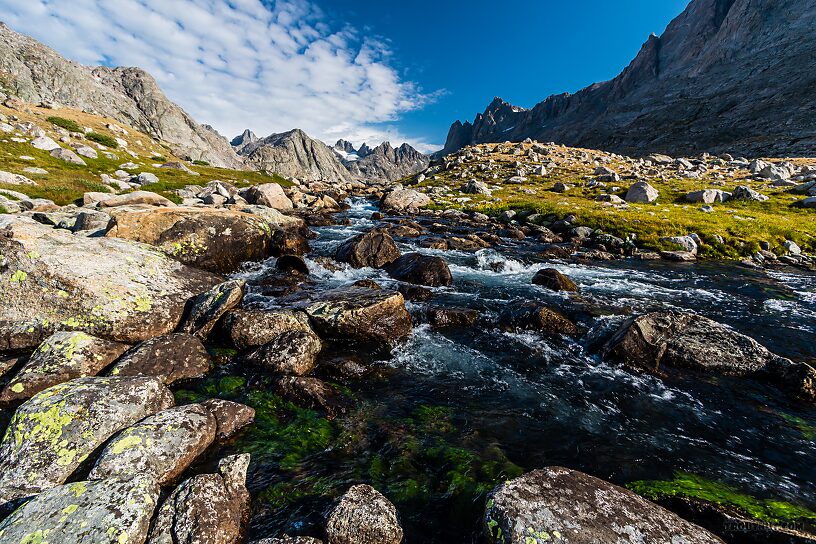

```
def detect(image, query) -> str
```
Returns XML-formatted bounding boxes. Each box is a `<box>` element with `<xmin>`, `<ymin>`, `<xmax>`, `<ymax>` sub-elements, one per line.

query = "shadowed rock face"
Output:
<box><xmin>441</xmin><ymin>0</ymin><xmax>816</xmax><ymax>158</ymax></box>
<box><xmin>343</xmin><ymin>142</ymin><xmax>430</xmax><ymax>182</ymax></box>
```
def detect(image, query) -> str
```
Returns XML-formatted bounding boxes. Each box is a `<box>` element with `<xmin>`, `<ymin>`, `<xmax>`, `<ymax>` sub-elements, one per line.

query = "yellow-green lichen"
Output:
<box><xmin>110</xmin><ymin>433</ymin><xmax>143</xmax><ymax>455</ymax></box>
<box><xmin>10</xmin><ymin>270</ymin><xmax>28</xmax><ymax>283</ymax></box>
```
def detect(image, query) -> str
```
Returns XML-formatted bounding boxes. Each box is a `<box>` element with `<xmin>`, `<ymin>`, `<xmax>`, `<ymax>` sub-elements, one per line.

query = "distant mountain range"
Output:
<box><xmin>440</xmin><ymin>0</ymin><xmax>816</xmax><ymax>158</ymax></box>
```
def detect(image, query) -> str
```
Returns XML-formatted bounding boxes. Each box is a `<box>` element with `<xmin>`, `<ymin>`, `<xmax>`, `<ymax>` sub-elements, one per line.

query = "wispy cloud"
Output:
<box><xmin>0</xmin><ymin>0</ymin><xmax>441</xmax><ymax>152</ymax></box>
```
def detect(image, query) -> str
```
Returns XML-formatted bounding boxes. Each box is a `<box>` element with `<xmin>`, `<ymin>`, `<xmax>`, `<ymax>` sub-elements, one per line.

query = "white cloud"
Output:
<box><xmin>0</xmin><ymin>0</ymin><xmax>441</xmax><ymax>152</ymax></box>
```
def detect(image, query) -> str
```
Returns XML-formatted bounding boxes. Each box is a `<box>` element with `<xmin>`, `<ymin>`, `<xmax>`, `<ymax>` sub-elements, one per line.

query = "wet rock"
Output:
<box><xmin>201</xmin><ymin>399</ymin><xmax>256</xmax><ymax>441</ymax></box>
<box><xmin>90</xmin><ymin>404</ymin><xmax>216</xmax><ymax>485</ymax></box>
<box><xmin>180</xmin><ymin>279</ymin><xmax>246</xmax><ymax>339</ymax></box>
<box><xmin>484</xmin><ymin>467</ymin><xmax>721</xmax><ymax>544</ymax></box>
<box><xmin>222</xmin><ymin>309</ymin><xmax>313</xmax><ymax>350</ymax></box>
<box><xmin>0</xmin><ymin>331</ymin><xmax>130</xmax><ymax>403</ymax></box>
<box><xmin>335</xmin><ymin>229</ymin><xmax>401</xmax><ymax>268</ymax></box>
<box><xmin>498</xmin><ymin>303</ymin><xmax>578</xmax><ymax>336</ymax></box>
<box><xmin>380</xmin><ymin>188</ymin><xmax>431</xmax><ymax>213</ymax></box>
<box><xmin>271</xmin><ymin>228</ymin><xmax>311</xmax><ymax>257</ymax></box>
<box><xmin>99</xmin><ymin>190</ymin><xmax>175</xmax><ymax>207</ymax></box>
<box><xmin>107</xmin><ymin>333</ymin><xmax>210</xmax><ymax>384</ymax></box>
<box><xmin>0</xmin><ymin>216</ymin><xmax>220</xmax><ymax>350</ymax></box>
<box><xmin>241</xmin><ymin>330</ymin><xmax>322</xmax><ymax>376</ymax></box>
<box><xmin>601</xmin><ymin>311</ymin><xmax>789</xmax><ymax>376</ymax></box>
<box><xmin>764</xmin><ymin>359</ymin><xmax>816</xmax><ymax>404</ymax></box>
<box><xmin>660</xmin><ymin>250</ymin><xmax>698</xmax><ymax>262</ymax></box>
<box><xmin>0</xmin><ymin>476</ymin><xmax>160</xmax><ymax>544</ymax></box>
<box><xmin>0</xmin><ymin>376</ymin><xmax>173</xmax><ymax>503</ymax></box>
<box><xmin>625</xmin><ymin>181</ymin><xmax>659</xmax><ymax>203</ymax></box>
<box><xmin>326</xmin><ymin>484</ymin><xmax>404</xmax><ymax>544</ymax></box>
<box><xmin>252</xmin><ymin>539</ymin><xmax>323</xmax><ymax>544</ymax></box>
<box><xmin>397</xmin><ymin>283</ymin><xmax>433</xmax><ymax>301</ymax></box>
<box><xmin>317</xmin><ymin>355</ymin><xmax>372</xmax><ymax>382</ymax></box>
<box><xmin>277</xmin><ymin>255</ymin><xmax>310</xmax><ymax>274</ymax></box>
<box><xmin>532</xmin><ymin>268</ymin><xmax>578</xmax><ymax>292</ymax></box>
<box><xmin>147</xmin><ymin>454</ymin><xmax>250</xmax><ymax>544</ymax></box>
<box><xmin>106</xmin><ymin>207</ymin><xmax>276</xmax><ymax>273</ymax></box>
<box><xmin>274</xmin><ymin>376</ymin><xmax>350</xmax><ymax>418</ymax></box>
<box><xmin>245</xmin><ymin>183</ymin><xmax>294</xmax><ymax>210</ymax></box>
<box><xmin>427</xmin><ymin>307</ymin><xmax>479</xmax><ymax>329</ymax></box>
<box><xmin>385</xmin><ymin>253</ymin><xmax>453</xmax><ymax>287</ymax></box>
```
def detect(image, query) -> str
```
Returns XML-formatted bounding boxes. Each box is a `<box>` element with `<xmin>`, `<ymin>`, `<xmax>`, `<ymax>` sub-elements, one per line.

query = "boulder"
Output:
<box><xmin>0</xmin><ymin>216</ymin><xmax>220</xmax><ymax>350</ymax></box>
<box><xmin>105</xmin><ymin>207</ymin><xmax>275</xmax><ymax>273</ymax></box>
<box><xmin>75</xmin><ymin>145</ymin><xmax>98</xmax><ymax>159</ymax></box>
<box><xmin>484</xmin><ymin>467</ymin><xmax>722</xmax><ymax>544</ymax></box>
<box><xmin>271</xmin><ymin>228</ymin><xmax>311</xmax><ymax>257</ymax></box>
<box><xmin>326</xmin><ymin>484</ymin><xmax>403</xmax><ymax>544</ymax></box>
<box><xmin>72</xmin><ymin>210</ymin><xmax>111</xmax><ymax>232</ymax></box>
<box><xmin>335</xmin><ymin>229</ymin><xmax>401</xmax><ymax>268</ymax></box>
<box><xmin>161</xmin><ymin>161</ymin><xmax>198</xmax><ymax>174</ymax></box>
<box><xmin>137</xmin><ymin>172</ymin><xmax>160</xmax><ymax>185</ymax></box>
<box><xmin>274</xmin><ymin>376</ymin><xmax>350</xmax><ymax>417</ymax></box>
<box><xmin>460</xmin><ymin>179</ymin><xmax>491</xmax><ymax>195</ymax></box>
<box><xmin>180</xmin><ymin>279</ymin><xmax>246</xmax><ymax>339</ymax></box>
<box><xmin>89</xmin><ymin>404</ymin><xmax>216</xmax><ymax>485</ymax></box>
<box><xmin>235</xmin><ymin>204</ymin><xmax>306</xmax><ymax>231</ymax></box>
<box><xmin>685</xmin><ymin>189</ymin><xmax>728</xmax><ymax>204</ymax></box>
<box><xmin>0</xmin><ymin>170</ymin><xmax>36</xmax><ymax>186</ymax></box>
<box><xmin>107</xmin><ymin>333</ymin><xmax>210</xmax><ymax>384</ymax></box>
<box><xmin>800</xmin><ymin>196</ymin><xmax>816</xmax><ymax>208</ymax></box>
<box><xmin>277</xmin><ymin>254</ymin><xmax>310</xmax><ymax>274</ymax></box>
<box><xmin>241</xmin><ymin>330</ymin><xmax>322</xmax><ymax>376</ymax></box>
<box><xmin>730</xmin><ymin>185</ymin><xmax>769</xmax><ymax>202</ymax></box>
<box><xmin>0</xmin><ymin>476</ymin><xmax>160</xmax><ymax>544</ymax></box>
<box><xmin>201</xmin><ymin>399</ymin><xmax>256</xmax><ymax>441</ymax></box>
<box><xmin>601</xmin><ymin>311</ymin><xmax>789</xmax><ymax>376</ymax></box>
<box><xmin>50</xmin><ymin>147</ymin><xmax>86</xmax><ymax>165</ymax></box>
<box><xmin>99</xmin><ymin>191</ymin><xmax>175</xmax><ymax>207</ymax></box>
<box><xmin>0</xmin><ymin>331</ymin><xmax>130</xmax><ymax>403</ymax></box>
<box><xmin>498</xmin><ymin>303</ymin><xmax>578</xmax><ymax>336</ymax></box>
<box><xmin>147</xmin><ymin>454</ymin><xmax>250</xmax><ymax>544</ymax></box>
<box><xmin>532</xmin><ymin>269</ymin><xmax>578</xmax><ymax>292</ymax></box>
<box><xmin>660</xmin><ymin>235</ymin><xmax>698</xmax><ymax>255</ymax></box>
<box><xmin>222</xmin><ymin>309</ymin><xmax>313</xmax><ymax>350</ymax></box>
<box><xmin>30</xmin><ymin>135</ymin><xmax>61</xmax><ymax>151</ymax></box>
<box><xmin>427</xmin><ymin>307</ymin><xmax>479</xmax><ymax>329</ymax></box>
<box><xmin>0</xmin><ymin>376</ymin><xmax>173</xmax><ymax>503</ymax></box>
<box><xmin>385</xmin><ymin>253</ymin><xmax>453</xmax><ymax>287</ymax></box>
<box><xmin>624</xmin><ymin>181</ymin><xmax>659</xmax><ymax>203</ymax></box>
<box><xmin>380</xmin><ymin>188</ymin><xmax>431</xmax><ymax>213</ymax></box>
<box><xmin>252</xmin><ymin>539</ymin><xmax>323</xmax><ymax>544</ymax></box>
<box><xmin>245</xmin><ymin>183</ymin><xmax>294</xmax><ymax>210</ymax></box>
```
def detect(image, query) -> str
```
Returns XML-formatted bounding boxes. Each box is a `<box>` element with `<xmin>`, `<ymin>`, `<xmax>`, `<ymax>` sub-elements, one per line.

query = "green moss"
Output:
<box><xmin>780</xmin><ymin>413</ymin><xmax>816</xmax><ymax>441</ymax></box>
<box><xmin>86</xmin><ymin>131</ymin><xmax>118</xmax><ymax>148</ymax></box>
<box><xmin>627</xmin><ymin>472</ymin><xmax>816</xmax><ymax>525</ymax></box>
<box><xmin>47</xmin><ymin>116</ymin><xmax>82</xmax><ymax>132</ymax></box>
<box><xmin>218</xmin><ymin>375</ymin><xmax>246</xmax><ymax>395</ymax></box>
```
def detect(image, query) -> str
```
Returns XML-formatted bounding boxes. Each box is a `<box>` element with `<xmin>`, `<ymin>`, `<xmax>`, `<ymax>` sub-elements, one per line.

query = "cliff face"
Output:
<box><xmin>0</xmin><ymin>23</ymin><xmax>244</xmax><ymax>168</ymax></box>
<box><xmin>440</xmin><ymin>0</ymin><xmax>816</xmax><ymax>158</ymax></box>
<box><xmin>238</xmin><ymin>129</ymin><xmax>353</xmax><ymax>182</ymax></box>
<box><xmin>343</xmin><ymin>142</ymin><xmax>430</xmax><ymax>182</ymax></box>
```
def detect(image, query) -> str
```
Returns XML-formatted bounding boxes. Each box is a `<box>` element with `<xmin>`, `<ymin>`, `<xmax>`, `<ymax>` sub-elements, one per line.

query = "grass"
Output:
<box><xmin>85</xmin><ymin>131</ymin><xmax>119</xmax><ymax>148</ymax></box>
<box><xmin>46</xmin><ymin>116</ymin><xmax>82</xmax><ymax>133</ymax></box>
<box><xmin>628</xmin><ymin>472</ymin><xmax>816</xmax><ymax>526</ymax></box>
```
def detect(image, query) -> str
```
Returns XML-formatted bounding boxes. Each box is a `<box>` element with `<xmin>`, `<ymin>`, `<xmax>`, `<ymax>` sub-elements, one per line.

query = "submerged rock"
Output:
<box><xmin>107</xmin><ymin>333</ymin><xmax>210</xmax><ymax>385</ymax></box>
<box><xmin>427</xmin><ymin>307</ymin><xmax>479</xmax><ymax>329</ymax></box>
<box><xmin>532</xmin><ymin>268</ymin><xmax>578</xmax><ymax>292</ymax></box>
<box><xmin>325</xmin><ymin>484</ymin><xmax>404</xmax><ymax>544</ymax></box>
<box><xmin>222</xmin><ymin>309</ymin><xmax>313</xmax><ymax>349</ymax></box>
<box><xmin>484</xmin><ymin>467</ymin><xmax>721</xmax><ymax>543</ymax></box>
<box><xmin>241</xmin><ymin>330</ymin><xmax>322</xmax><ymax>376</ymax></box>
<box><xmin>498</xmin><ymin>303</ymin><xmax>578</xmax><ymax>336</ymax></box>
<box><xmin>0</xmin><ymin>476</ymin><xmax>160</xmax><ymax>544</ymax></box>
<box><xmin>385</xmin><ymin>253</ymin><xmax>453</xmax><ymax>287</ymax></box>
<box><xmin>335</xmin><ymin>229</ymin><xmax>401</xmax><ymax>268</ymax></box>
<box><xmin>274</xmin><ymin>376</ymin><xmax>350</xmax><ymax>418</ymax></box>
<box><xmin>201</xmin><ymin>398</ymin><xmax>256</xmax><ymax>441</ymax></box>
<box><xmin>0</xmin><ymin>376</ymin><xmax>173</xmax><ymax>503</ymax></box>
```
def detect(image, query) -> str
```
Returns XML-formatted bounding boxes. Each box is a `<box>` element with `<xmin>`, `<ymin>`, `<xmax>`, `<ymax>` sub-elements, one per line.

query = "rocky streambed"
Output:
<box><xmin>0</xmin><ymin>194</ymin><xmax>814</xmax><ymax>544</ymax></box>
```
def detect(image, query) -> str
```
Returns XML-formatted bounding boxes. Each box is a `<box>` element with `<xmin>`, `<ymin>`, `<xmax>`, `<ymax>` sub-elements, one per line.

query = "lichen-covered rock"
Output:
<box><xmin>335</xmin><ymin>229</ymin><xmax>401</xmax><ymax>268</ymax></box>
<box><xmin>0</xmin><ymin>331</ymin><xmax>130</xmax><ymax>402</ymax></box>
<box><xmin>325</xmin><ymin>484</ymin><xmax>403</xmax><ymax>544</ymax></box>
<box><xmin>222</xmin><ymin>309</ymin><xmax>313</xmax><ymax>350</ymax></box>
<box><xmin>380</xmin><ymin>188</ymin><xmax>430</xmax><ymax>213</ymax></box>
<box><xmin>385</xmin><ymin>253</ymin><xmax>453</xmax><ymax>287</ymax></box>
<box><xmin>107</xmin><ymin>333</ymin><xmax>210</xmax><ymax>385</ymax></box>
<box><xmin>180</xmin><ymin>279</ymin><xmax>246</xmax><ymax>339</ymax></box>
<box><xmin>0</xmin><ymin>376</ymin><xmax>173</xmax><ymax>503</ymax></box>
<box><xmin>531</xmin><ymin>268</ymin><xmax>578</xmax><ymax>292</ymax></box>
<box><xmin>241</xmin><ymin>330</ymin><xmax>322</xmax><ymax>376</ymax></box>
<box><xmin>252</xmin><ymin>538</ymin><xmax>323</xmax><ymax>544</ymax></box>
<box><xmin>89</xmin><ymin>404</ymin><xmax>216</xmax><ymax>485</ymax></box>
<box><xmin>147</xmin><ymin>454</ymin><xmax>251</xmax><ymax>544</ymax></box>
<box><xmin>99</xmin><ymin>190</ymin><xmax>176</xmax><ymax>207</ymax></box>
<box><xmin>0</xmin><ymin>215</ymin><xmax>220</xmax><ymax>351</ymax></box>
<box><xmin>201</xmin><ymin>399</ymin><xmax>255</xmax><ymax>441</ymax></box>
<box><xmin>0</xmin><ymin>476</ymin><xmax>160</xmax><ymax>544</ymax></box>
<box><xmin>105</xmin><ymin>207</ymin><xmax>276</xmax><ymax>273</ymax></box>
<box><xmin>484</xmin><ymin>467</ymin><xmax>722</xmax><ymax>544</ymax></box>
<box><xmin>244</xmin><ymin>183</ymin><xmax>293</xmax><ymax>210</ymax></box>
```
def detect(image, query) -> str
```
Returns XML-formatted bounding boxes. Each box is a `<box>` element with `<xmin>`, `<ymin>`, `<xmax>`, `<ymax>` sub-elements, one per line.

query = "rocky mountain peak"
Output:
<box><xmin>231</xmin><ymin>129</ymin><xmax>258</xmax><ymax>149</ymax></box>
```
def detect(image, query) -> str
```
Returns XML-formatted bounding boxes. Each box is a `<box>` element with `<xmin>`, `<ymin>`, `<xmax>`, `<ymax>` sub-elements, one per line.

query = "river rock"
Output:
<box><xmin>0</xmin><ymin>331</ymin><xmax>130</xmax><ymax>402</ymax></box>
<box><xmin>0</xmin><ymin>216</ymin><xmax>220</xmax><ymax>350</ymax></box>
<box><xmin>0</xmin><ymin>376</ymin><xmax>173</xmax><ymax>503</ymax></box>
<box><xmin>106</xmin><ymin>207</ymin><xmax>275</xmax><ymax>273</ymax></box>
<box><xmin>484</xmin><ymin>467</ymin><xmax>722</xmax><ymax>544</ymax></box>
<box><xmin>50</xmin><ymin>147</ymin><xmax>86</xmax><ymax>165</ymax></box>
<box><xmin>271</xmin><ymin>228</ymin><xmax>311</xmax><ymax>256</ymax></box>
<box><xmin>241</xmin><ymin>330</ymin><xmax>322</xmax><ymax>376</ymax></box>
<box><xmin>180</xmin><ymin>279</ymin><xmax>246</xmax><ymax>339</ymax></box>
<box><xmin>107</xmin><ymin>333</ymin><xmax>210</xmax><ymax>384</ymax></box>
<box><xmin>385</xmin><ymin>252</ymin><xmax>453</xmax><ymax>286</ymax></box>
<box><xmin>532</xmin><ymin>268</ymin><xmax>578</xmax><ymax>292</ymax></box>
<box><xmin>89</xmin><ymin>404</ymin><xmax>216</xmax><ymax>485</ymax></box>
<box><xmin>601</xmin><ymin>310</ymin><xmax>788</xmax><ymax>376</ymax></box>
<box><xmin>326</xmin><ymin>484</ymin><xmax>403</xmax><ymax>544</ymax></box>
<box><xmin>99</xmin><ymin>190</ymin><xmax>175</xmax><ymax>207</ymax></box>
<box><xmin>222</xmin><ymin>309</ymin><xmax>313</xmax><ymax>349</ymax></box>
<box><xmin>274</xmin><ymin>376</ymin><xmax>350</xmax><ymax>417</ymax></box>
<box><xmin>624</xmin><ymin>181</ymin><xmax>659</xmax><ymax>203</ymax></box>
<box><xmin>335</xmin><ymin>229</ymin><xmax>401</xmax><ymax>268</ymax></box>
<box><xmin>147</xmin><ymin>454</ymin><xmax>251</xmax><ymax>544</ymax></box>
<box><xmin>427</xmin><ymin>307</ymin><xmax>479</xmax><ymax>329</ymax></box>
<box><xmin>245</xmin><ymin>183</ymin><xmax>294</xmax><ymax>210</ymax></box>
<box><xmin>201</xmin><ymin>399</ymin><xmax>256</xmax><ymax>441</ymax></box>
<box><xmin>498</xmin><ymin>303</ymin><xmax>578</xmax><ymax>336</ymax></box>
<box><xmin>380</xmin><ymin>188</ymin><xmax>431</xmax><ymax>213</ymax></box>
<box><xmin>0</xmin><ymin>476</ymin><xmax>160</xmax><ymax>544</ymax></box>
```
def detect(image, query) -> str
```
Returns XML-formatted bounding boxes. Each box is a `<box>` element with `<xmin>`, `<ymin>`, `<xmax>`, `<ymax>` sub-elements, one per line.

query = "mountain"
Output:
<box><xmin>231</xmin><ymin>129</ymin><xmax>258</xmax><ymax>151</ymax></box>
<box><xmin>0</xmin><ymin>23</ymin><xmax>243</xmax><ymax>168</ymax></box>
<box><xmin>238</xmin><ymin>128</ymin><xmax>353</xmax><ymax>182</ymax></box>
<box><xmin>440</xmin><ymin>0</ymin><xmax>816</xmax><ymax>158</ymax></box>
<box><xmin>343</xmin><ymin>142</ymin><xmax>430</xmax><ymax>182</ymax></box>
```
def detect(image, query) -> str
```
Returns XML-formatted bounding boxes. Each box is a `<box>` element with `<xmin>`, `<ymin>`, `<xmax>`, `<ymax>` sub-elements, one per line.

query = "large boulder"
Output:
<box><xmin>201</xmin><ymin>399</ymin><xmax>256</xmax><ymax>441</ymax></box>
<box><xmin>0</xmin><ymin>476</ymin><xmax>160</xmax><ymax>544</ymax></box>
<box><xmin>380</xmin><ymin>188</ymin><xmax>431</xmax><ymax>213</ymax></box>
<box><xmin>222</xmin><ymin>309</ymin><xmax>313</xmax><ymax>349</ymax></box>
<box><xmin>245</xmin><ymin>183</ymin><xmax>294</xmax><ymax>210</ymax></box>
<box><xmin>241</xmin><ymin>330</ymin><xmax>322</xmax><ymax>376</ymax></box>
<box><xmin>326</xmin><ymin>484</ymin><xmax>403</xmax><ymax>544</ymax></box>
<box><xmin>601</xmin><ymin>311</ymin><xmax>788</xmax><ymax>376</ymax></box>
<box><xmin>107</xmin><ymin>333</ymin><xmax>210</xmax><ymax>384</ymax></box>
<box><xmin>385</xmin><ymin>253</ymin><xmax>453</xmax><ymax>287</ymax></box>
<box><xmin>335</xmin><ymin>229</ymin><xmax>401</xmax><ymax>268</ymax></box>
<box><xmin>0</xmin><ymin>376</ymin><xmax>173</xmax><ymax>503</ymax></box>
<box><xmin>730</xmin><ymin>185</ymin><xmax>769</xmax><ymax>202</ymax></box>
<box><xmin>99</xmin><ymin>190</ymin><xmax>176</xmax><ymax>207</ymax></box>
<box><xmin>89</xmin><ymin>404</ymin><xmax>216</xmax><ymax>485</ymax></box>
<box><xmin>147</xmin><ymin>454</ymin><xmax>251</xmax><ymax>544</ymax></box>
<box><xmin>180</xmin><ymin>279</ymin><xmax>246</xmax><ymax>339</ymax></box>
<box><xmin>685</xmin><ymin>189</ymin><xmax>729</xmax><ymax>204</ymax></box>
<box><xmin>0</xmin><ymin>331</ymin><xmax>130</xmax><ymax>402</ymax></box>
<box><xmin>50</xmin><ymin>147</ymin><xmax>86</xmax><ymax>165</ymax></box>
<box><xmin>484</xmin><ymin>467</ymin><xmax>722</xmax><ymax>543</ymax></box>
<box><xmin>625</xmin><ymin>181</ymin><xmax>659</xmax><ymax>203</ymax></box>
<box><xmin>105</xmin><ymin>207</ymin><xmax>276</xmax><ymax>273</ymax></box>
<box><xmin>0</xmin><ymin>216</ymin><xmax>220</xmax><ymax>351</ymax></box>
<box><xmin>532</xmin><ymin>268</ymin><xmax>578</xmax><ymax>292</ymax></box>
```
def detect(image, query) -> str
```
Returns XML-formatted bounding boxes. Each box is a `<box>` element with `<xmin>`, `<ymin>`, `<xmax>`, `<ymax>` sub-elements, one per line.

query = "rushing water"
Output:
<box><xmin>204</xmin><ymin>198</ymin><xmax>816</xmax><ymax>542</ymax></box>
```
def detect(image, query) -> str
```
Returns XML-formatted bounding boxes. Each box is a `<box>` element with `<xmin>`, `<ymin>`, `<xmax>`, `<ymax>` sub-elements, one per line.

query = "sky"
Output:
<box><xmin>0</xmin><ymin>0</ymin><xmax>689</xmax><ymax>152</ymax></box>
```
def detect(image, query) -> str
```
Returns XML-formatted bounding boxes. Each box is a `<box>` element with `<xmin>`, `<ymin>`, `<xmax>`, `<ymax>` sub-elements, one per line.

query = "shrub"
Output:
<box><xmin>192</xmin><ymin>159</ymin><xmax>209</xmax><ymax>166</ymax></box>
<box><xmin>47</xmin><ymin>116</ymin><xmax>82</xmax><ymax>133</ymax></box>
<box><xmin>151</xmin><ymin>155</ymin><xmax>167</xmax><ymax>162</ymax></box>
<box><xmin>86</xmin><ymin>132</ymin><xmax>119</xmax><ymax>148</ymax></box>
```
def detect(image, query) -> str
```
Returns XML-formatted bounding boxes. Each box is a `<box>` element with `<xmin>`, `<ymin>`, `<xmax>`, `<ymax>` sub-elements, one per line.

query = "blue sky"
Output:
<box><xmin>1</xmin><ymin>0</ymin><xmax>689</xmax><ymax>152</ymax></box>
